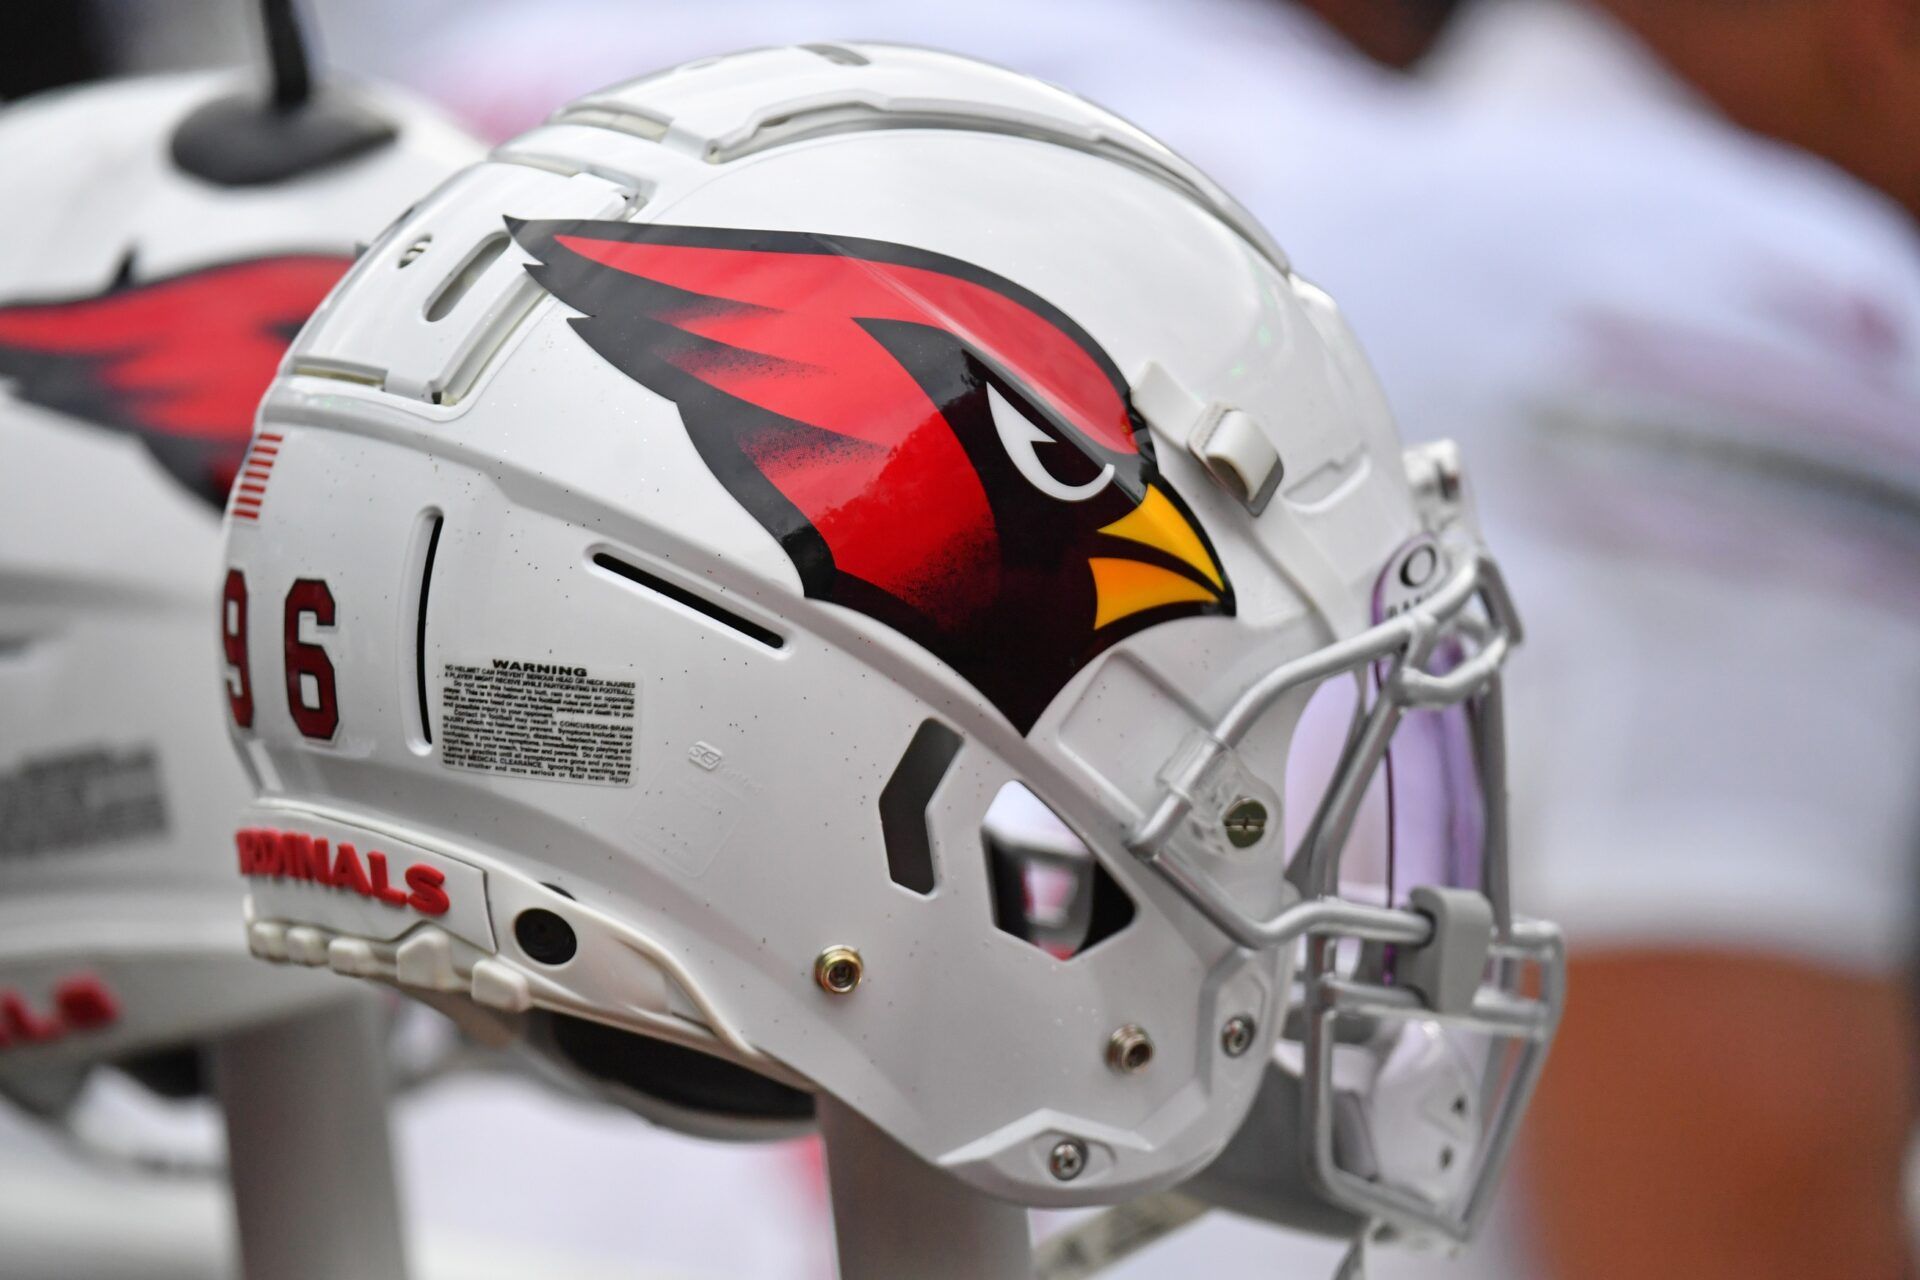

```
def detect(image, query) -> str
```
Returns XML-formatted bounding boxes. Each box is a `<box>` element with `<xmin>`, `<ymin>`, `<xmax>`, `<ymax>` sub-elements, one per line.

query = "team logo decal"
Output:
<box><xmin>513</xmin><ymin>220</ymin><xmax>1234</xmax><ymax>732</ymax></box>
<box><xmin>235</xmin><ymin>827</ymin><xmax>451</xmax><ymax>917</ymax></box>
<box><xmin>0</xmin><ymin>973</ymin><xmax>119</xmax><ymax>1051</ymax></box>
<box><xmin>0</xmin><ymin>253</ymin><xmax>351</xmax><ymax>509</ymax></box>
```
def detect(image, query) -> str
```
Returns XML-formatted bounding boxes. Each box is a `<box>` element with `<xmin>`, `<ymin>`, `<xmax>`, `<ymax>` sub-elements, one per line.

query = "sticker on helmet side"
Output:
<box><xmin>0</xmin><ymin>744</ymin><xmax>168</xmax><ymax>859</ymax></box>
<box><xmin>439</xmin><ymin>658</ymin><xmax>636</xmax><ymax>786</ymax></box>
<box><xmin>512</xmin><ymin>219</ymin><xmax>1235</xmax><ymax>734</ymax></box>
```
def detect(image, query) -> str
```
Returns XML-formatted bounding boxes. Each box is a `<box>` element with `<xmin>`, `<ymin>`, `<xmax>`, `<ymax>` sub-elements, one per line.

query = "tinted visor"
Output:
<box><xmin>1282</xmin><ymin>655</ymin><xmax>1488</xmax><ymax>910</ymax></box>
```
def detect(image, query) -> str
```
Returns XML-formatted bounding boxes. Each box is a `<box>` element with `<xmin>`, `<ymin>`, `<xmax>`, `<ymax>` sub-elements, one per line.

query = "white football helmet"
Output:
<box><xmin>0</xmin><ymin>68</ymin><xmax>478</xmax><ymax>1098</ymax></box>
<box><xmin>221</xmin><ymin>43</ymin><xmax>1562</xmax><ymax>1236</ymax></box>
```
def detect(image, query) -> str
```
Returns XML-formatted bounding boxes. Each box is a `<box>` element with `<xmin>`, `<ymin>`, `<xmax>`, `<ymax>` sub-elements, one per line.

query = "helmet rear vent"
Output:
<box><xmin>405</xmin><ymin>511</ymin><xmax>445</xmax><ymax>751</ymax></box>
<box><xmin>799</xmin><ymin>43</ymin><xmax>870</xmax><ymax>66</ymax></box>
<box><xmin>878</xmin><ymin>719</ymin><xmax>963</xmax><ymax>895</ymax></box>
<box><xmin>591</xmin><ymin>552</ymin><xmax>784</xmax><ymax>650</ymax></box>
<box><xmin>424</xmin><ymin>234</ymin><xmax>510</xmax><ymax>324</ymax></box>
<box><xmin>550</xmin><ymin>104</ymin><xmax>671</xmax><ymax>143</ymax></box>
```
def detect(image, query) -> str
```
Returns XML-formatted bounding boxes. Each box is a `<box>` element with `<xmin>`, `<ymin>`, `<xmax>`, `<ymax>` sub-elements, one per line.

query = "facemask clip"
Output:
<box><xmin>1156</xmin><ymin>730</ymin><xmax>1284</xmax><ymax>864</ymax></box>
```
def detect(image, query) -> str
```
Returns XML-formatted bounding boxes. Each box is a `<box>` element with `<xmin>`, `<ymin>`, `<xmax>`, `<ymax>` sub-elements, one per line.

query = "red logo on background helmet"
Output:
<box><xmin>0</xmin><ymin>974</ymin><xmax>120</xmax><ymax>1051</ymax></box>
<box><xmin>0</xmin><ymin>254</ymin><xmax>350</xmax><ymax>509</ymax></box>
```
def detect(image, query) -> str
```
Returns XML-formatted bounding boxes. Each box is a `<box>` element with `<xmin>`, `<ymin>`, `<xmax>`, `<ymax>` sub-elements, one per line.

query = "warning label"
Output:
<box><xmin>0</xmin><ymin>745</ymin><xmax>169</xmax><ymax>859</ymax></box>
<box><xmin>441</xmin><ymin>659</ymin><xmax>636</xmax><ymax>786</ymax></box>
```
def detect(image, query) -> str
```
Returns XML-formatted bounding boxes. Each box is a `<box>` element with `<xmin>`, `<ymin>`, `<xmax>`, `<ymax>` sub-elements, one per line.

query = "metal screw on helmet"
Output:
<box><xmin>1048</xmin><ymin>1139</ymin><xmax>1088</xmax><ymax>1182</ymax></box>
<box><xmin>1221</xmin><ymin>1014</ymin><xmax>1256</xmax><ymax>1057</ymax></box>
<box><xmin>1222</xmin><ymin>799</ymin><xmax>1267</xmax><ymax>849</ymax></box>
<box><xmin>1106</xmin><ymin>1025</ymin><xmax>1154</xmax><ymax>1074</ymax></box>
<box><xmin>815</xmin><ymin>945</ymin><xmax>864</xmax><ymax>994</ymax></box>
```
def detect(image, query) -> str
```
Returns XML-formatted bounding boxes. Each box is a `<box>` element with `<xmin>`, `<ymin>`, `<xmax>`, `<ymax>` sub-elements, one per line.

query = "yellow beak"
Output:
<box><xmin>1089</xmin><ymin>485</ymin><xmax>1226</xmax><ymax>629</ymax></box>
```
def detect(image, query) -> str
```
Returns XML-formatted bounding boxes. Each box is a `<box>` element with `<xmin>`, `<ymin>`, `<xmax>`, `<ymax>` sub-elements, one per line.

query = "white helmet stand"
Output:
<box><xmin>210</xmin><ymin>998</ymin><xmax>408</xmax><ymax>1280</ymax></box>
<box><xmin>0</xmin><ymin>982</ymin><xmax>410</xmax><ymax>1280</ymax></box>
<box><xmin>819</xmin><ymin>1095</ymin><xmax>1032</xmax><ymax>1280</ymax></box>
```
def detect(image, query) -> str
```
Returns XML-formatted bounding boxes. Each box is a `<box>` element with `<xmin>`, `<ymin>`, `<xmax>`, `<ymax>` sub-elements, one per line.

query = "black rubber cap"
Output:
<box><xmin>514</xmin><ymin>908</ymin><xmax>579</xmax><ymax>966</ymax></box>
<box><xmin>169</xmin><ymin>89</ymin><xmax>396</xmax><ymax>187</ymax></box>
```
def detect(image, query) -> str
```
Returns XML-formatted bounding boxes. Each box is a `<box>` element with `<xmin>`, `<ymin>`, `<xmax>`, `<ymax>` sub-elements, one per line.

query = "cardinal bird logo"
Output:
<box><xmin>513</xmin><ymin>219</ymin><xmax>1234</xmax><ymax>732</ymax></box>
<box><xmin>0</xmin><ymin>253</ymin><xmax>351</xmax><ymax>509</ymax></box>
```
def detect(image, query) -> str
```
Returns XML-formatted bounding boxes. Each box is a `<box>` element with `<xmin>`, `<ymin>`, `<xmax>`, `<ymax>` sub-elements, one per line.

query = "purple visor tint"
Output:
<box><xmin>1373</xmin><ymin>537</ymin><xmax>1489</xmax><ymax>905</ymax></box>
<box><xmin>1383</xmin><ymin>682</ymin><xmax>1487</xmax><ymax>902</ymax></box>
<box><xmin>1279</xmin><ymin>537</ymin><xmax>1491</xmax><ymax>908</ymax></box>
<box><xmin>1282</xmin><ymin>667</ymin><xmax>1486</xmax><ymax>908</ymax></box>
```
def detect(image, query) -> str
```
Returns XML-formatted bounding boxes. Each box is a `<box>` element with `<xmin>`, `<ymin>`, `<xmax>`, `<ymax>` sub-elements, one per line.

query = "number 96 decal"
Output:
<box><xmin>222</xmin><ymin>569</ymin><xmax>340</xmax><ymax>741</ymax></box>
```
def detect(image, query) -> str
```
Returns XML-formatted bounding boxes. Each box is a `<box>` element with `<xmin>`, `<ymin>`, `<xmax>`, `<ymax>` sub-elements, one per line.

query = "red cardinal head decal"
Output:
<box><xmin>513</xmin><ymin>219</ymin><xmax>1233</xmax><ymax>732</ymax></box>
<box><xmin>0</xmin><ymin>253</ymin><xmax>350</xmax><ymax>509</ymax></box>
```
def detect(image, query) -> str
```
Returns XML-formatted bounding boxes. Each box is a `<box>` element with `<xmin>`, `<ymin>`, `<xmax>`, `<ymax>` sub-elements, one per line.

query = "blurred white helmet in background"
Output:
<box><xmin>222</xmin><ymin>42</ymin><xmax>1561</xmax><ymax>1235</ymax></box>
<box><xmin>0</xmin><ymin>67</ymin><xmax>478</xmax><ymax>1101</ymax></box>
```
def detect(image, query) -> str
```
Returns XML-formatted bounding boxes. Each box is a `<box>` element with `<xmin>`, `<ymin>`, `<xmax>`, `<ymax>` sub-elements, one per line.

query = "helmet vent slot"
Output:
<box><xmin>878</xmin><ymin>719</ymin><xmax>962</xmax><ymax>895</ymax></box>
<box><xmin>591</xmin><ymin>552</ymin><xmax>784</xmax><ymax>649</ymax></box>
<box><xmin>983</xmin><ymin>783</ymin><xmax>1135</xmax><ymax>959</ymax></box>
<box><xmin>550</xmin><ymin>104</ymin><xmax>671</xmax><ymax>143</ymax></box>
<box><xmin>799</xmin><ymin>43</ymin><xmax>870</xmax><ymax>66</ymax></box>
<box><xmin>405</xmin><ymin>511</ymin><xmax>445</xmax><ymax>751</ymax></box>
<box><xmin>424</xmin><ymin>233</ymin><xmax>510</xmax><ymax>323</ymax></box>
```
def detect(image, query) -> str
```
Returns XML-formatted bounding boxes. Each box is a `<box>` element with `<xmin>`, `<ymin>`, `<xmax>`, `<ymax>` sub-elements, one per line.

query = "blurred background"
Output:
<box><xmin>3</xmin><ymin>0</ymin><xmax>1917</xmax><ymax>1276</ymax></box>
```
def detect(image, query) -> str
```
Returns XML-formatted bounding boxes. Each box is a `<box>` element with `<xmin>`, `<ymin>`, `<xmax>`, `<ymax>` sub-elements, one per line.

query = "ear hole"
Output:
<box><xmin>983</xmin><ymin>783</ymin><xmax>1135</xmax><ymax>959</ymax></box>
<box><xmin>879</xmin><ymin>719</ymin><xmax>961</xmax><ymax>894</ymax></box>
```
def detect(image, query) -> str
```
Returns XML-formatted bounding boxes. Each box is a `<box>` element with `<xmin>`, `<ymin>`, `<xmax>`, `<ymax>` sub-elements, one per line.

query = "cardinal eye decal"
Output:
<box><xmin>986</xmin><ymin>382</ymin><xmax>1116</xmax><ymax>503</ymax></box>
<box><xmin>513</xmin><ymin>218</ymin><xmax>1235</xmax><ymax>733</ymax></box>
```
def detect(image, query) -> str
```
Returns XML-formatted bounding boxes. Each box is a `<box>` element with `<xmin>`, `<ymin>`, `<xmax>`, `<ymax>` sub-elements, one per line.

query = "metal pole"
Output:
<box><xmin>1334</xmin><ymin>1234</ymin><xmax>1369</xmax><ymax>1280</ymax></box>
<box><xmin>211</xmin><ymin>997</ymin><xmax>408</xmax><ymax>1280</ymax></box>
<box><xmin>818</xmin><ymin>1094</ymin><xmax>1032</xmax><ymax>1280</ymax></box>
